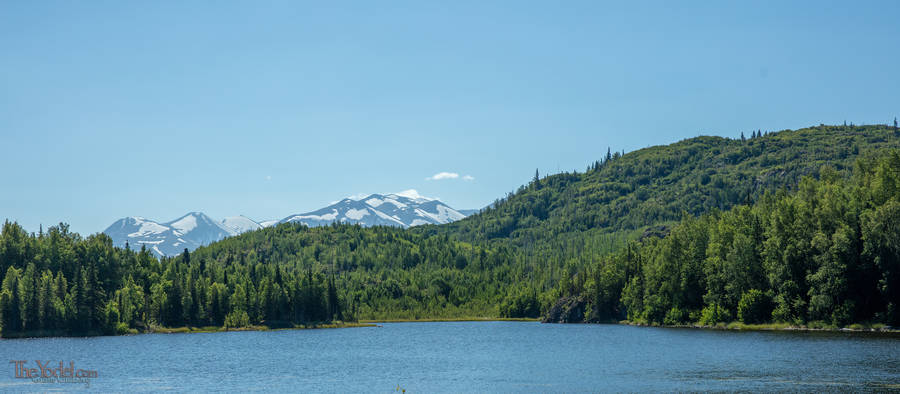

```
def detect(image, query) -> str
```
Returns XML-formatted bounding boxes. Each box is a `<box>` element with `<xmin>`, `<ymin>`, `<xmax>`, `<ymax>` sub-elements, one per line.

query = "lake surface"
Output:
<box><xmin>1</xmin><ymin>321</ymin><xmax>899</xmax><ymax>392</ymax></box>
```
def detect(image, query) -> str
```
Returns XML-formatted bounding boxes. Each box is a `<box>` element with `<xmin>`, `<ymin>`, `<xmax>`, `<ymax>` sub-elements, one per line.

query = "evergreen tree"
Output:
<box><xmin>1</xmin><ymin>267</ymin><xmax>22</xmax><ymax>335</ymax></box>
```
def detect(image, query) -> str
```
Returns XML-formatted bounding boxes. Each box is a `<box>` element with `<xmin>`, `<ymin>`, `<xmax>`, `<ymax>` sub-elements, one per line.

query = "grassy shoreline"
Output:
<box><xmin>363</xmin><ymin>318</ymin><xmax>900</xmax><ymax>335</ymax></box>
<box><xmin>148</xmin><ymin>321</ymin><xmax>376</xmax><ymax>334</ymax></box>
<box><xmin>8</xmin><ymin>318</ymin><xmax>896</xmax><ymax>338</ymax></box>
<box><xmin>360</xmin><ymin>317</ymin><xmax>540</xmax><ymax>323</ymax></box>
<box><xmin>619</xmin><ymin>320</ymin><xmax>900</xmax><ymax>334</ymax></box>
<box><xmin>0</xmin><ymin>322</ymin><xmax>377</xmax><ymax>339</ymax></box>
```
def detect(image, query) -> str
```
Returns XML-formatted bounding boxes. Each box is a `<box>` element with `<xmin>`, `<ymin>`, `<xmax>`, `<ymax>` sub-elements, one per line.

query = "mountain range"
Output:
<box><xmin>281</xmin><ymin>190</ymin><xmax>466</xmax><ymax>228</ymax></box>
<box><xmin>103</xmin><ymin>190</ymin><xmax>472</xmax><ymax>256</ymax></box>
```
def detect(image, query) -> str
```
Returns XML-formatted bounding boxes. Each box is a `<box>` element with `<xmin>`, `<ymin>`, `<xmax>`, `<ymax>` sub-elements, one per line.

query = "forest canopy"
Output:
<box><xmin>552</xmin><ymin>150</ymin><xmax>900</xmax><ymax>327</ymax></box>
<box><xmin>3</xmin><ymin>124</ymin><xmax>900</xmax><ymax>337</ymax></box>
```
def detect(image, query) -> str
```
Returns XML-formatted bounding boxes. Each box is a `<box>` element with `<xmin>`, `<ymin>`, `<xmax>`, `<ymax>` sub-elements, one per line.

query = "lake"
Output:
<box><xmin>1</xmin><ymin>321</ymin><xmax>899</xmax><ymax>392</ymax></box>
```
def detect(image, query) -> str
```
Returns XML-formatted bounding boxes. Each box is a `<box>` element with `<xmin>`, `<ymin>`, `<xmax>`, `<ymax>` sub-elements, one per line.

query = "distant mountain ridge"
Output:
<box><xmin>279</xmin><ymin>190</ymin><xmax>466</xmax><ymax>228</ymax></box>
<box><xmin>103</xmin><ymin>190</ymin><xmax>473</xmax><ymax>256</ymax></box>
<box><xmin>103</xmin><ymin>212</ymin><xmax>244</xmax><ymax>257</ymax></box>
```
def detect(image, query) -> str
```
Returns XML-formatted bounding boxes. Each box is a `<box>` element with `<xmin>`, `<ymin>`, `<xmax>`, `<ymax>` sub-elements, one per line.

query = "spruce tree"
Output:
<box><xmin>1</xmin><ymin>267</ymin><xmax>22</xmax><ymax>335</ymax></box>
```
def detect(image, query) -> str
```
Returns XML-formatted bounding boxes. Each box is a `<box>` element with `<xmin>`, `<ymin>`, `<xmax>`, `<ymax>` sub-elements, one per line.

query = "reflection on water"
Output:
<box><xmin>1</xmin><ymin>322</ymin><xmax>898</xmax><ymax>392</ymax></box>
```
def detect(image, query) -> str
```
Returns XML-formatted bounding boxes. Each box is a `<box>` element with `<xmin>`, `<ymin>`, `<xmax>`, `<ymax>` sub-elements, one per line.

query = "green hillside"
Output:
<box><xmin>3</xmin><ymin>124</ymin><xmax>900</xmax><ymax>337</ymax></box>
<box><xmin>432</xmin><ymin>125</ymin><xmax>900</xmax><ymax>246</ymax></box>
<box><xmin>548</xmin><ymin>149</ymin><xmax>900</xmax><ymax>327</ymax></box>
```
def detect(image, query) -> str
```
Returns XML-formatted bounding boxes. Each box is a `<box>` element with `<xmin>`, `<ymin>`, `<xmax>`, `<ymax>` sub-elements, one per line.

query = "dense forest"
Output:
<box><xmin>2</xmin><ymin>124</ymin><xmax>900</xmax><ymax>337</ymax></box>
<box><xmin>548</xmin><ymin>150</ymin><xmax>900</xmax><ymax>327</ymax></box>
<box><xmin>0</xmin><ymin>224</ymin><xmax>345</xmax><ymax>337</ymax></box>
<box><xmin>431</xmin><ymin>124</ymin><xmax>900</xmax><ymax>246</ymax></box>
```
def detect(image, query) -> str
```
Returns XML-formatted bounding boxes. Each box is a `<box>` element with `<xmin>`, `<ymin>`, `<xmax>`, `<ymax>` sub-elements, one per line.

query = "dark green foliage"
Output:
<box><xmin>500</xmin><ymin>288</ymin><xmax>540</xmax><ymax>318</ymax></box>
<box><xmin>738</xmin><ymin>289</ymin><xmax>773</xmax><ymax>324</ymax></box>
<box><xmin>3</xmin><ymin>124</ymin><xmax>900</xmax><ymax>336</ymax></box>
<box><xmin>0</xmin><ymin>223</ymin><xmax>344</xmax><ymax>337</ymax></box>
<box><xmin>433</xmin><ymin>125</ymin><xmax>900</xmax><ymax>248</ymax></box>
<box><xmin>184</xmin><ymin>224</ymin><xmax>532</xmax><ymax>320</ymax></box>
<box><xmin>567</xmin><ymin>149</ymin><xmax>900</xmax><ymax>327</ymax></box>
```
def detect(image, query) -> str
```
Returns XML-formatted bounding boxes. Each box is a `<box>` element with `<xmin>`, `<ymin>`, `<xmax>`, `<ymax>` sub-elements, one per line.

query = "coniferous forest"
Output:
<box><xmin>0</xmin><ymin>227</ymin><xmax>345</xmax><ymax>337</ymax></box>
<box><xmin>551</xmin><ymin>150</ymin><xmax>900</xmax><ymax>327</ymax></box>
<box><xmin>2</xmin><ymin>124</ymin><xmax>900</xmax><ymax>337</ymax></box>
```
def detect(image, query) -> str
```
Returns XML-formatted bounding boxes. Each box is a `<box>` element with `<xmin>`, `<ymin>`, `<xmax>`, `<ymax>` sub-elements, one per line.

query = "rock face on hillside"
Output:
<box><xmin>639</xmin><ymin>225</ymin><xmax>670</xmax><ymax>241</ymax></box>
<box><xmin>542</xmin><ymin>296</ymin><xmax>588</xmax><ymax>323</ymax></box>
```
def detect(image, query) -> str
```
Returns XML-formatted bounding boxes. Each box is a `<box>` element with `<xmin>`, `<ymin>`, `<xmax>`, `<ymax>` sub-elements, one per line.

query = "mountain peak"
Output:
<box><xmin>280</xmin><ymin>191</ymin><xmax>465</xmax><ymax>229</ymax></box>
<box><xmin>389</xmin><ymin>189</ymin><xmax>432</xmax><ymax>201</ymax></box>
<box><xmin>221</xmin><ymin>215</ymin><xmax>262</xmax><ymax>234</ymax></box>
<box><xmin>104</xmin><ymin>211</ymin><xmax>255</xmax><ymax>257</ymax></box>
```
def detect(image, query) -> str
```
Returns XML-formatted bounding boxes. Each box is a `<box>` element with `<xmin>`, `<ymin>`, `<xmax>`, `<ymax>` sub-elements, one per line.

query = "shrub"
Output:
<box><xmin>664</xmin><ymin>307</ymin><xmax>689</xmax><ymax>325</ymax></box>
<box><xmin>738</xmin><ymin>289</ymin><xmax>773</xmax><ymax>324</ymax></box>
<box><xmin>115</xmin><ymin>322</ymin><xmax>131</xmax><ymax>335</ymax></box>
<box><xmin>500</xmin><ymin>290</ymin><xmax>540</xmax><ymax>318</ymax></box>
<box><xmin>224</xmin><ymin>310</ymin><xmax>250</xmax><ymax>328</ymax></box>
<box><xmin>700</xmin><ymin>303</ymin><xmax>732</xmax><ymax>326</ymax></box>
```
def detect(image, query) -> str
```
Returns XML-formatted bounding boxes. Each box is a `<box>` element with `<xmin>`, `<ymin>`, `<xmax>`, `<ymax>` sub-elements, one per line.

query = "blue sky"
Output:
<box><xmin>2</xmin><ymin>1</ymin><xmax>899</xmax><ymax>235</ymax></box>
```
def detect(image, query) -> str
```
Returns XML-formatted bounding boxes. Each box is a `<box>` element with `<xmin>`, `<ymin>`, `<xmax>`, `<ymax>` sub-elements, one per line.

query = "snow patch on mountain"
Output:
<box><xmin>345</xmin><ymin>208</ymin><xmax>369</xmax><ymax>220</ymax></box>
<box><xmin>365</xmin><ymin>198</ymin><xmax>384</xmax><ymax>208</ymax></box>
<box><xmin>410</xmin><ymin>219</ymin><xmax>430</xmax><ymax>226</ymax></box>
<box><xmin>126</xmin><ymin>218</ymin><xmax>169</xmax><ymax>237</ymax></box>
<box><xmin>370</xmin><ymin>209</ymin><xmax>406</xmax><ymax>226</ymax></box>
<box><xmin>169</xmin><ymin>214</ymin><xmax>198</xmax><ymax>235</ymax></box>
<box><xmin>384</xmin><ymin>199</ymin><xmax>407</xmax><ymax>209</ymax></box>
<box><xmin>433</xmin><ymin>204</ymin><xmax>466</xmax><ymax>222</ymax></box>
<box><xmin>259</xmin><ymin>220</ymin><xmax>279</xmax><ymax>228</ymax></box>
<box><xmin>222</xmin><ymin>216</ymin><xmax>262</xmax><ymax>234</ymax></box>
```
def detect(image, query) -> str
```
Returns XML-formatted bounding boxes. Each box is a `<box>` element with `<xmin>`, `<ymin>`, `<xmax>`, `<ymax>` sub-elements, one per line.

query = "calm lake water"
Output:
<box><xmin>1</xmin><ymin>321</ymin><xmax>899</xmax><ymax>392</ymax></box>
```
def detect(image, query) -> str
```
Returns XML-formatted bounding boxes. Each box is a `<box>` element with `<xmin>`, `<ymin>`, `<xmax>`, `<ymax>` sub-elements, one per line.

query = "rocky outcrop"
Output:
<box><xmin>639</xmin><ymin>224</ymin><xmax>670</xmax><ymax>241</ymax></box>
<box><xmin>542</xmin><ymin>296</ymin><xmax>588</xmax><ymax>323</ymax></box>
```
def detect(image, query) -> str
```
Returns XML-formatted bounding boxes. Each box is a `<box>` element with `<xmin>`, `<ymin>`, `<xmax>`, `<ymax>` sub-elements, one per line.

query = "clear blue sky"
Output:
<box><xmin>2</xmin><ymin>1</ymin><xmax>899</xmax><ymax>235</ymax></box>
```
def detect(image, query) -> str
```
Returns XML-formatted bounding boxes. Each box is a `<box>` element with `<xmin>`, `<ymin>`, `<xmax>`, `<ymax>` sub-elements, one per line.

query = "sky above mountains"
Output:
<box><xmin>2</xmin><ymin>1</ymin><xmax>900</xmax><ymax>235</ymax></box>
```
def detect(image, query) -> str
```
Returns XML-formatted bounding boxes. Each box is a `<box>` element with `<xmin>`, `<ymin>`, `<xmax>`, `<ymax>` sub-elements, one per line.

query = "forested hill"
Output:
<box><xmin>151</xmin><ymin>124</ymin><xmax>900</xmax><ymax>322</ymax></box>
<box><xmin>426</xmin><ymin>125</ymin><xmax>900</xmax><ymax>247</ymax></box>
<box><xmin>3</xmin><ymin>124</ymin><xmax>900</xmax><ymax>337</ymax></box>
<box><xmin>546</xmin><ymin>149</ymin><xmax>900</xmax><ymax>327</ymax></box>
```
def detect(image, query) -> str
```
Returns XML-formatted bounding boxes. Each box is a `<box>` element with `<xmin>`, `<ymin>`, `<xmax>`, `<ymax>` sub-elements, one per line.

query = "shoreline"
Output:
<box><xmin>618</xmin><ymin>320</ymin><xmax>900</xmax><ymax>334</ymax></box>
<box><xmin>7</xmin><ymin>318</ymin><xmax>898</xmax><ymax>339</ymax></box>
<box><xmin>0</xmin><ymin>322</ymin><xmax>377</xmax><ymax>339</ymax></box>
<box><xmin>148</xmin><ymin>321</ymin><xmax>377</xmax><ymax>334</ymax></box>
<box><xmin>367</xmin><ymin>318</ymin><xmax>900</xmax><ymax>335</ymax></box>
<box><xmin>361</xmin><ymin>317</ymin><xmax>540</xmax><ymax>323</ymax></box>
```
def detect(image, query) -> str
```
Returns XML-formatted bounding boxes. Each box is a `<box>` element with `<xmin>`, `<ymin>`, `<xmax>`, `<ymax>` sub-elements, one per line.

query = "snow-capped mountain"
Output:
<box><xmin>222</xmin><ymin>215</ymin><xmax>263</xmax><ymax>234</ymax></box>
<box><xmin>103</xmin><ymin>190</ymin><xmax>474</xmax><ymax>257</ymax></box>
<box><xmin>259</xmin><ymin>220</ymin><xmax>280</xmax><ymax>228</ymax></box>
<box><xmin>104</xmin><ymin>212</ymin><xmax>260</xmax><ymax>257</ymax></box>
<box><xmin>168</xmin><ymin>212</ymin><xmax>235</xmax><ymax>246</ymax></box>
<box><xmin>279</xmin><ymin>190</ymin><xmax>467</xmax><ymax>228</ymax></box>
